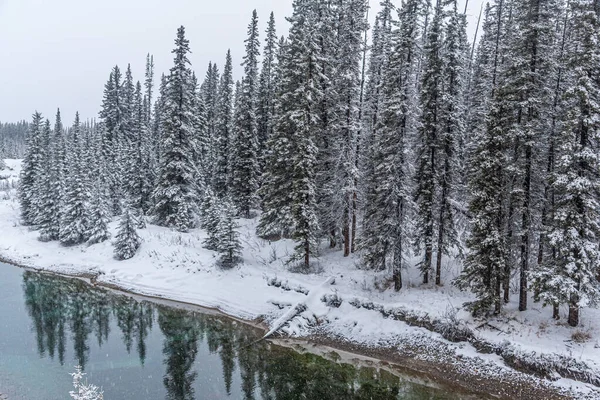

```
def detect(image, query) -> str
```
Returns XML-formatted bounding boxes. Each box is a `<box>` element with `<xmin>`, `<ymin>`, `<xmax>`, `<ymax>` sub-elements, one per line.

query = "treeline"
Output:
<box><xmin>0</xmin><ymin>120</ymin><xmax>27</xmax><ymax>159</ymax></box>
<box><xmin>17</xmin><ymin>0</ymin><xmax>600</xmax><ymax>326</ymax></box>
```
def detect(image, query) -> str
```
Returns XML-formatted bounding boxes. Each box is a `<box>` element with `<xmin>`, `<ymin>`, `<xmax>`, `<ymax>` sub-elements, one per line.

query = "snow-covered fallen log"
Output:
<box><xmin>262</xmin><ymin>276</ymin><xmax>335</xmax><ymax>340</ymax></box>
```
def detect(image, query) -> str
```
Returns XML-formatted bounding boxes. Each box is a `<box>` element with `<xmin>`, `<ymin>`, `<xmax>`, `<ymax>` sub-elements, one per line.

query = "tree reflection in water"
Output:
<box><xmin>22</xmin><ymin>271</ymin><xmax>463</xmax><ymax>400</ymax></box>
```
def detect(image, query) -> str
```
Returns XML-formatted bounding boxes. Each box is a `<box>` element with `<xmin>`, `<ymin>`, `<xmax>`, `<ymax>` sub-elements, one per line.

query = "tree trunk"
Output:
<box><xmin>351</xmin><ymin>191</ymin><xmax>357</xmax><ymax>253</ymax></box>
<box><xmin>519</xmin><ymin>145</ymin><xmax>531</xmax><ymax>312</ymax></box>
<box><xmin>568</xmin><ymin>294</ymin><xmax>579</xmax><ymax>327</ymax></box>
<box><xmin>304</xmin><ymin>240</ymin><xmax>310</xmax><ymax>271</ymax></box>
<box><xmin>553</xmin><ymin>303</ymin><xmax>559</xmax><ymax>320</ymax></box>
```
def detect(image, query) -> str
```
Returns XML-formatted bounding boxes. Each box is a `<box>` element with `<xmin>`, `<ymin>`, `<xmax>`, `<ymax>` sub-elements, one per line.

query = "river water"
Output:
<box><xmin>0</xmin><ymin>262</ymin><xmax>480</xmax><ymax>399</ymax></box>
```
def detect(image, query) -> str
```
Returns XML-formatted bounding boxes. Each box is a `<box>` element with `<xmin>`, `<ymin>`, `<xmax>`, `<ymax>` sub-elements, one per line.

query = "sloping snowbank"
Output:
<box><xmin>1</xmin><ymin>159</ymin><xmax>599</xmax><ymax>399</ymax></box>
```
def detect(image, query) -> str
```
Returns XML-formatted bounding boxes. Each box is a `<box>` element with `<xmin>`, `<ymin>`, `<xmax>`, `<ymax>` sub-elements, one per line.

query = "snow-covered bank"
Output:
<box><xmin>0</xmin><ymin>159</ymin><xmax>599</xmax><ymax>399</ymax></box>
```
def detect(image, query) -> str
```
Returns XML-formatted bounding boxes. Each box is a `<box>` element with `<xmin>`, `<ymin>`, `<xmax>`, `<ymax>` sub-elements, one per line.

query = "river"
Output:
<box><xmin>0</xmin><ymin>262</ymin><xmax>484</xmax><ymax>399</ymax></box>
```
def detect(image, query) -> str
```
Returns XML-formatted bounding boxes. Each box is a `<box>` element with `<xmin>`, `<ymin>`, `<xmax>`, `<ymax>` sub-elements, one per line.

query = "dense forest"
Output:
<box><xmin>0</xmin><ymin>120</ymin><xmax>28</xmax><ymax>158</ymax></box>
<box><xmin>10</xmin><ymin>0</ymin><xmax>600</xmax><ymax>327</ymax></box>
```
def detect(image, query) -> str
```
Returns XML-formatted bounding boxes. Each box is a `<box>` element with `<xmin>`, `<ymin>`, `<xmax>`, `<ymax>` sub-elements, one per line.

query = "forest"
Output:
<box><xmin>8</xmin><ymin>0</ymin><xmax>600</xmax><ymax>328</ymax></box>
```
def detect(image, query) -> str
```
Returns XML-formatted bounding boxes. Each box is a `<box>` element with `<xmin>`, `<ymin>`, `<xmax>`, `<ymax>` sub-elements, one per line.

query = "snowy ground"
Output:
<box><xmin>1</xmin><ymin>158</ymin><xmax>599</xmax><ymax>399</ymax></box>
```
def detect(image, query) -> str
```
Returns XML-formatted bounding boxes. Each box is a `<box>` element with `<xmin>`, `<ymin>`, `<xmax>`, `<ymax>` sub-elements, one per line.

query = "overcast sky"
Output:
<box><xmin>0</xmin><ymin>0</ymin><xmax>483</xmax><ymax>124</ymax></box>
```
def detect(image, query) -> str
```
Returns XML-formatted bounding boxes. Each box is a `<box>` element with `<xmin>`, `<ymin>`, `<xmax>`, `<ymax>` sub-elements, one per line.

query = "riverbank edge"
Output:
<box><xmin>1</xmin><ymin>253</ymin><xmax>591</xmax><ymax>400</ymax></box>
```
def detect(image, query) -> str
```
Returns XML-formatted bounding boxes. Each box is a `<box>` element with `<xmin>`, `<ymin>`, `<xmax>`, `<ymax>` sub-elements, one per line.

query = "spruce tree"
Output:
<box><xmin>99</xmin><ymin>66</ymin><xmax>126</xmax><ymax>214</ymax></box>
<box><xmin>19</xmin><ymin>111</ymin><xmax>45</xmax><ymax>226</ymax></box>
<box><xmin>201</xmin><ymin>189</ymin><xmax>222</xmax><ymax>251</ymax></box>
<box><xmin>190</xmin><ymin>73</ymin><xmax>209</xmax><ymax>190</ymax></box>
<box><xmin>215</xmin><ymin>197</ymin><xmax>242</xmax><ymax>268</ymax></box>
<box><xmin>533</xmin><ymin>0</ymin><xmax>600</xmax><ymax>327</ymax></box>
<box><xmin>257</xmin><ymin>38</ymin><xmax>296</xmax><ymax>239</ymax></box>
<box><xmin>257</xmin><ymin>12</ymin><xmax>278</xmax><ymax>162</ymax></box>
<box><xmin>87</xmin><ymin>127</ymin><xmax>111</xmax><ymax>245</ymax></box>
<box><xmin>213</xmin><ymin>50</ymin><xmax>235</xmax><ymax>198</ymax></box>
<box><xmin>36</xmin><ymin>119</ymin><xmax>57</xmax><ymax>241</ymax></box>
<box><xmin>434</xmin><ymin>0</ymin><xmax>466</xmax><ymax>285</ymax></box>
<box><xmin>114</xmin><ymin>205</ymin><xmax>141</xmax><ymax>260</ymax></box>
<box><xmin>151</xmin><ymin>26</ymin><xmax>199</xmax><ymax>232</ymax></box>
<box><xmin>331</xmin><ymin>0</ymin><xmax>368</xmax><ymax>257</ymax></box>
<box><xmin>361</xmin><ymin>0</ymin><xmax>425</xmax><ymax>290</ymax></box>
<box><xmin>281</xmin><ymin>0</ymin><xmax>322</xmax><ymax>269</ymax></box>
<box><xmin>414</xmin><ymin>0</ymin><xmax>444</xmax><ymax>284</ymax></box>
<box><xmin>231</xmin><ymin>10</ymin><xmax>261</xmax><ymax>218</ymax></box>
<box><xmin>59</xmin><ymin>113</ymin><xmax>89</xmax><ymax>246</ymax></box>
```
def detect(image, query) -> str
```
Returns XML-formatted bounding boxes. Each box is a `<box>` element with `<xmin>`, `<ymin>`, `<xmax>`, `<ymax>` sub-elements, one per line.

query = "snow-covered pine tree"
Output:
<box><xmin>201</xmin><ymin>62</ymin><xmax>220</xmax><ymax>175</ymax></box>
<box><xmin>125</xmin><ymin>81</ymin><xmax>151</xmax><ymax>227</ymax></box>
<box><xmin>360</xmin><ymin>0</ymin><xmax>394</xmax><ymax>253</ymax></box>
<box><xmin>144</xmin><ymin>53</ymin><xmax>155</xmax><ymax>124</ymax></box>
<box><xmin>200</xmin><ymin>189</ymin><xmax>222</xmax><ymax>251</ymax></box>
<box><xmin>501</xmin><ymin>0</ymin><xmax>560</xmax><ymax>312</ymax></box>
<box><xmin>330</xmin><ymin>0</ymin><xmax>368</xmax><ymax>257</ymax></box>
<box><xmin>35</xmin><ymin>119</ymin><xmax>58</xmax><ymax>241</ymax></box>
<box><xmin>363</xmin><ymin>0</ymin><xmax>394</xmax><ymax>140</ymax></box>
<box><xmin>535</xmin><ymin>1</ymin><xmax>570</xmax><ymax>320</ymax></box>
<box><xmin>414</xmin><ymin>0</ymin><xmax>444</xmax><ymax>285</ymax></box>
<box><xmin>189</xmin><ymin>72</ymin><xmax>209</xmax><ymax>190</ymax></box>
<box><xmin>152</xmin><ymin>73</ymin><xmax>168</xmax><ymax>168</ymax></box>
<box><xmin>59</xmin><ymin>113</ymin><xmax>89</xmax><ymax>246</ymax></box>
<box><xmin>231</xmin><ymin>10</ymin><xmax>261</xmax><ymax>218</ymax></box>
<box><xmin>19</xmin><ymin>111</ymin><xmax>45</xmax><ymax>226</ymax></box>
<box><xmin>434</xmin><ymin>0</ymin><xmax>467</xmax><ymax>285</ymax></box>
<box><xmin>281</xmin><ymin>0</ymin><xmax>322</xmax><ymax>270</ymax></box>
<box><xmin>313</xmin><ymin>0</ymin><xmax>338</xmax><ymax>250</ymax></box>
<box><xmin>151</xmin><ymin>26</ymin><xmax>199</xmax><ymax>232</ymax></box>
<box><xmin>257</xmin><ymin>12</ymin><xmax>278</xmax><ymax>164</ymax></box>
<box><xmin>113</xmin><ymin>204</ymin><xmax>141</xmax><ymax>260</ymax></box>
<box><xmin>215</xmin><ymin>196</ymin><xmax>242</xmax><ymax>268</ymax></box>
<box><xmin>86</xmin><ymin>125</ymin><xmax>111</xmax><ymax>245</ymax></box>
<box><xmin>213</xmin><ymin>50</ymin><xmax>235</xmax><ymax>198</ymax></box>
<box><xmin>532</xmin><ymin>0</ymin><xmax>600</xmax><ymax>327</ymax></box>
<box><xmin>99</xmin><ymin>65</ymin><xmax>126</xmax><ymax>214</ymax></box>
<box><xmin>257</xmin><ymin>38</ymin><xmax>296</xmax><ymax>239</ymax></box>
<box><xmin>46</xmin><ymin>109</ymin><xmax>67</xmax><ymax>238</ymax></box>
<box><xmin>455</xmin><ymin>0</ymin><xmax>512</xmax><ymax>316</ymax></box>
<box><xmin>361</xmin><ymin>0</ymin><xmax>425</xmax><ymax>290</ymax></box>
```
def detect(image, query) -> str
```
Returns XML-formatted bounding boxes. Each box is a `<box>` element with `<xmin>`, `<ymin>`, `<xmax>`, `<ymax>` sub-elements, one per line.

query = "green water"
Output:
<box><xmin>0</xmin><ymin>263</ymin><xmax>478</xmax><ymax>399</ymax></box>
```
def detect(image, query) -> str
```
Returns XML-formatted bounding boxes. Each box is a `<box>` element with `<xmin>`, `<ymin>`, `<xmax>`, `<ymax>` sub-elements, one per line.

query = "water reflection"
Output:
<box><xmin>21</xmin><ymin>270</ymin><xmax>469</xmax><ymax>400</ymax></box>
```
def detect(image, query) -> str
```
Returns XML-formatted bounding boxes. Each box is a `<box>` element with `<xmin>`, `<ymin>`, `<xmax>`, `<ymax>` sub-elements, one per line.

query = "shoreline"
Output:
<box><xmin>0</xmin><ymin>254</ymin><xmax>586</xmax><ymax>400</ymax></box>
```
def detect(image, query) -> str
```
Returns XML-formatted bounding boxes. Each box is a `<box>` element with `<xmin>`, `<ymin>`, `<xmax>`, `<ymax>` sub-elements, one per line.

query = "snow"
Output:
<box><xmin>0</xmin><ymin>158</ymin><xmax>599</xmax><ymax>399</ymax></box>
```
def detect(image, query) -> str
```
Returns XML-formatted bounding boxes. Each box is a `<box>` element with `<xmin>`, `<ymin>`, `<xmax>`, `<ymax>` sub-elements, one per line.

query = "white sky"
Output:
<box><xmin>0</xmin><ymin>0</ymin><xmax>483</xmax><ymax>123</ymax></box>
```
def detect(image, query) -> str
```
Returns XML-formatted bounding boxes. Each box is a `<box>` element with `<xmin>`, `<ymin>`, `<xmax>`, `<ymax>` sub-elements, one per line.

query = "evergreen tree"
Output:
<box><xmin>257</xmin><ymin>12</ymin><xmax>278</xmax><ymax>162</ymax></box>
<box><xmin>87</xmin><ymin>126</ymin><xmax>111</xmax><ymax>245</ymax></box>
<box><xmin>19</xmin><ymin>111</ymin><xmax>45</xmax><ymax>226</ymax></box>
<box><xmin>200</xmin><ymin>189</ymin><xmax>222</xmax><ymax>251</ymax></box>
<box><xmin>99</xmin><ymin>66</ymin><xmax>126</xmax><ymax>214</ymax></box>
<box><xmin>144</xmin><ymin>53</ymin><xmax>155</xmax><ymax>124</ymax></box>
<box><xmin>114</xmin><ymin>205</ymin><xmax>141</xmax><ymax>260</ymax></box>
<box><xmin>59</xmin><ymin>113</ymin><xmax>89</xmax><ymax>246</ymax></box>
<box><xmin>201</xmin><ymin>62</ymin><xmax>220</xmax><ymax>176</ymax></box>
<box><xmin>282</xmin><ymin>0</ymin><xmax>322</xmax><ymax>269</ymax></box>
<box><xmin>455</xmin><ymin>0</ymin><xmax>512</xmax><ymax>315</ymax></box>
<box><xmin>434</xmin><ymin>0</ymin><xmax>466</xmax><ymax>285</ymax></box>
<box><xmin>213</xmin><ymin>50</ymin><xmax>235</xmax><ymax>198</ymax></box>
<box><xmin>151</xmin><ymin>26</ymin><xmax>199</xmax><ymax>232</ymax></box>
<box><xmin>231</xmin><ymin>10</ymin><xmax>261</xmax><ymax>218</ymax></box>
<box><xmin>331</xmin><ymin>0</ymin><xmax>368</xmax><ymax>257</ymax></box>
<box><xmin>36</xmin><ymin>119</ymin><xmax>57</xmax><ymax>241</ymax></box>
<box><xmin>361</xmin><ymin>0</ymin><xmax>425</xmax><ymax>290</ymax></box>
<box><xmin>414</xmin><ymin>0</ymin><xmax>444</xmax><ymax>284</ymax></box>
<box><xmin>189</xmin><ymin>73</ymin><xmax>209</xmax><ymax>190</ymax></box>
<box><xmin>533</xmin><ymin>0</ymin><xmax>600</xmax><ymax>327</ymax></box>
<box><xmin>257</xmin><ymin>38</ymin><xmax>296</xmax><ymax>239</ymax></box>
<box><xmin>215</xmin><ymin>197</ymin><xmax>242</xmax><ymax>268</ymax></box>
